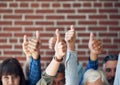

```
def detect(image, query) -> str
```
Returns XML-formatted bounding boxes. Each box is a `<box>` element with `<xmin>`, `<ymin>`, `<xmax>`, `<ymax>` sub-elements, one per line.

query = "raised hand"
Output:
<box><xmin>22</xmin><ymin>35</ymin><xmax>31</xmax><ymax>61</ymax></box>
<box><xmin>28</xmin><ymin>31</ymin><xmax>41</xmax><ymax>60</ymax></box>
<box><xmin>54</xmin><ymin>29</ymin><xmax>66</xmax><ymax>60</ymax></box>
<box><xmin>88</xmin><ymin>32</ymin><xmax>103</xmax><ymax>60</ymax></box>
<box><xmin>49</xmin><ymin>36</ymin><xmax>57</xmax><ymax>50</ymax></box>
<box><xmin>65</xmin><ymin>25</ymin><xmax>76</xmax><ymax>51</ymax></box>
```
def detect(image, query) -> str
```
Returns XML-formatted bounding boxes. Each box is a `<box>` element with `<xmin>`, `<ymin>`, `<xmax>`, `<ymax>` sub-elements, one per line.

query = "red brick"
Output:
<box><xmin>104</xmin><ymin>3</ymin><xmax>113</xmax><ymax>7</ymax></box>
<box><xmin>103</xmin><ymin>39</ymin><xmax>111</xmax><ymax>43</ymax></box>
<box><xmin>73</xmin><ymin>3</ymin><xmax>81</xmax><ymax>7</ymax></box>
<box><xmin>0</xmin><ymin>21</ymin><xmax>12</xmax><ymax>25</ymax></box>
<box><xmin>109</xmin><ymin>27</ymin><xmax>120</xmax><ymax>31</ymax></box>
<box><xmin>3</xmin><ymin>27</ymin><xmax>22</xmax><ymax>31</ymax></box>
<box><xmin>0</xmin><ymin>9</ymin><xmax>12</xmax><ymax>13</ymax></box>
<box><xmin>46</xmin><ymin>15</ymin><xmax>64</xmax><ymax>20</ymax></box>
<box><xmin>78</xmin><ymin>9</ymin><xmax>96</xmax><ymax>13</ymax></box>
<box><xmin>94</xmin><ymin>3</ymin><xmax>102</xmax><ymax>7</ymax></box>
<box><xmin>99</xmin><ymin>9</ymin><xmax>118</xmax><ymax>13</ymax></box>
<box><xmin>0</xmin><ymin>45</ymin><xmax>12</xmax><ymax>49</ymax></box>
<box><xmin>4</xmin><ymin>15</ymin><xmax>22</xmax><ymax>19</ymax></box>
<box><xmin>63</xmin><ymin>4</ymin><xmax>71</xmax><ymax>8</ymax></box>
<box><xmin>52</xmin><ymin>3</ymin><xmax>61</xmax><ymax>7</ymax></box>
<box><xmin>41</xmin><ymin>3</ymin><xmax>50</xmax><ymax>7</ymax></box>
<box><xmin>78</xmin><ymin>33</ymin><xmax>89</xmax><ymax>37</ymax></box>
<box><xmin>9</xmin><ymin>39</ymin><xmax>17</xmax><ymax>43</ymax></box>
<box><xmin>78</xmin><ymin>21</ymin><xmax>97</xmax><ymax>25</ymax></box>
<box><xmin>110</xmin><ymin>15</ymin><xmax>120</xmax><ymax>19</ymax></box>
<box><xmin>4</xmin><ymin>51</ymin><xmax>22</xmax><ymax>55</ymax></box>
<box><xmin>9</xmin><ymin>3</ymin><xmax>18</xmax><ymax>7</ymax></box>
<box><xmin>114</xmin><ymin>39</ymin><xmax>120</xmax><ymax>43</ymax></box>
<box><xmin>31</xmin><ymin>3</ymin><xmax>39</xmax><ymax>7</ymax></box>
<box><xmin>99</xmin><ymin>33</ymin><xmax>118</xmax><ymax>37</ymax></box>
<box><xmin>25</xmin><ymin>27</ymin><xmax>43</xmax><ymax>31</ymax></box>
<box><xmin>88</xmin><ymin>27</ymin><xmax>107</xmax><ymax>31</ymax></box>
<box><xmin>57</xmin><ymin>21</ymin><xmax>75</xmax><ymax>25</ymax></box>
<box><xmin>0</xmin><ymin>33</ymin><xmax>12</xmax><ymax>37</ymax></box>
<box><xmin>0</xmin><ymin>3</ymin><xmax>7</xmax><ymax>7</ymax></box>
<box><xmin>57</xmin><ymin>9</ymin><xmax>75</xmax><ymax>13</ymax></box>
<box><xmin>83</xmin><ymin>3</ymin><xmax>92</xmax><ymax>7</ymax></box>
<box><xmin>67</xmin><ymin>15</ymin><xmax>86</xmax><ymax>19</ymax></box>
<box><xmin>25</xmin><ymin>15</ymin><xmax>43</xmax><ymax>19</ymax></box>
<box><xmin>36</xmin><ymin>10</ymin><xmax>54</xmax><ymax>13</ymax></box>
<box><xmin>89</xmin><ymin>15</ymin><xmax>107</xmax><ymax>19</ymax></box>
<box><xmin>15</xmin><ymin>21</ymin><xmax>33</xmax><ymax>25</ymax></box>
<box><xmin>0</xmin><ymin>39</ymin><xmax>7</xmax><ymax>43</ymax></box>
<box><xmin>20</xmin><ymin>3</ymin><xmax>29</xmax><ymax>7</ymax></box>
<box><xmin>15</xmin><ymin>9</ymin><xmax>33</xmax><ymax>13</ymax></box>
<box><xmin>15</xmin><ymin>45</ymin><xmax>22</xmax><ymax>49</ymax></box>
<box><xmin>115</xmin><ymin>3</ymin><xmax>120</xmax><ymax>7</ymax></box>
<box><xmin>99</xmin><ymin>21</ymin><xmax>118</xmax><ymax>25</ymax></box>
<box><xmin>36</xmin><ymin>21</ymin><xmax>54</xmax><ymax>25</ymax></box>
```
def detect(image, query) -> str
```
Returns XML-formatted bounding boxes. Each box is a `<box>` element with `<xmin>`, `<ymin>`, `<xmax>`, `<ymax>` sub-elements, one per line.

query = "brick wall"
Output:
<box><xmin>0</xmin><ymin>0</ymin><xmax>120</xmax><ymax>70</ymax></box>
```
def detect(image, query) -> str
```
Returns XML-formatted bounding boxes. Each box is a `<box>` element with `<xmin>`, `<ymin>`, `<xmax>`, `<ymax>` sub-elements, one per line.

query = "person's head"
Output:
<box><xmin>83</xmin><ymin>69</ymin><xmax>109</xmax><ymax>85</ymax></box>
<box><xmin>0</xmin><ymin>58</ymin><xmax>26</xmax><ymax>85</ymax></box>
<box><xmin>102</xmin><ymin>54</ymin><xmax>118</xmax><ymax>85</ymax></box>
<box><xmin>53</xmin><ymin>63</ymin><xmax>65</xmax><ymax>85</ymax></box>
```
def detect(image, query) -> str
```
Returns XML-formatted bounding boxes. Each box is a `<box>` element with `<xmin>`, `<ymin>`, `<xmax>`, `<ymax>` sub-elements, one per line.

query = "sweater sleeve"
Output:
<box><xmin>65</xmin><ymin>50</ymin><xmax>79</xmax><ymax>85</ymax></box>
<box><xmin>28</xmin><ymin>56</ymin><xmax>41</xmax><ymax>85</ymax></box>
<box><xmin>114</xmin><ymin>54</ymin><xmax>120</xmax><ymax>85</ymax></box>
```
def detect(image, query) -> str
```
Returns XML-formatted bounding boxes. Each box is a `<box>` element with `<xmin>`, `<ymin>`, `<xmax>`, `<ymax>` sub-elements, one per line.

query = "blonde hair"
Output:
<box><xmin>82</xmin><ymin>69</ymin><xmax>109</xmax><ymax>85</ymax></box>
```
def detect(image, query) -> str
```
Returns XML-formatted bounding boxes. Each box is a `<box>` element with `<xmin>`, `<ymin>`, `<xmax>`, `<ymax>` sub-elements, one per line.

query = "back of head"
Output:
<box><xmin>82</xmin><ymin>69</ymin><xmax>109</xmax><ymax>85</ymax></box>
<box><xmin>103</xmin><ymin>54</ymin><xmax>118</xmax><ymax>64</ymax></box>
<box><xmin>0</xmin><ymin>58</ymin><xmax>26</xmax><ymax>85</ymax></box>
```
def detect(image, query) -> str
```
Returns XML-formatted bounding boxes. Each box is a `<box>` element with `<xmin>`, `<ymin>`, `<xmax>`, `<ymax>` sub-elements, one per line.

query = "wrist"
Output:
<box><xmin>90</xmin><ymin>52</ymin><xmax>98</xmax><ymax>61</ymax></box>
<box><xmin>53</xmin><ymin>55</ymin><xmax>63</xmax><ymax>62</ymax></box>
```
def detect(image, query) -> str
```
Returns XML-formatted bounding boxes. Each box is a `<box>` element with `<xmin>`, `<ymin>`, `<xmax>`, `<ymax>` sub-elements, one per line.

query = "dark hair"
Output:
<box><xmin>58</xmin><ymin>63</ymin><xmax>65</xmax><ymax>74</ymax></box>
<box><xmin>103</xmin><ymin>54</ymin><xmax>118</xmax><ymax>64</ymax></box>
<box><xmin>0</xmin><ymin>58</ymin><xmax>26</xmax><ymax>85</ymax></box>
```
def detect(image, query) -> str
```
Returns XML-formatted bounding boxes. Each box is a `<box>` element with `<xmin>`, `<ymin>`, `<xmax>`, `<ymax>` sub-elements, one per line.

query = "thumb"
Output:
<box><xmin>70</xmin><ymin>25</ymin><xmax>75</xmax><ymax>31</ymax></box>
<box><xmin>55</xmin><ymin>29</ymin><xmax>61</xmax><ymax>43</ymax></box>
<box><xmin>89</xmin><ymin>32</ymin><xmax>94</xmax><ymax>42</ymax></box>
<box><xmin>35</xmin><ymin>31</ymin><xmax>40</xmax><ymax>41</ymax></box>
<box><xmin>23</xmin><ymin>35</ymin><xmax>27</xmax><ymax>43</ymax></box>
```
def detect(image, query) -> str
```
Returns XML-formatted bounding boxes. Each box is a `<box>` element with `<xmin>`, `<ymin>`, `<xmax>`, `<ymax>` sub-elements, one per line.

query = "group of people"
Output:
<box><xmin>0</xmin><ymin>25</ymin><xmax>119</xmax><ymax>85</ymax></box>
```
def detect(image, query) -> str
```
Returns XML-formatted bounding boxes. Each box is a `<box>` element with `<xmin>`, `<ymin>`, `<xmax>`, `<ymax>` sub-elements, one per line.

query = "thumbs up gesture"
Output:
<box><xmin>22</xmin><ymin>31</ymin><xmax>41</xmax><ymax>60</ymax></box>
<box><xmin>54</xmin><ymin>29</ymin><xmax>67</xmax><ymax>60</ymax></box>
<box><xmin>65</xmin><ymin>25</ymin><xmax>76</xmax><ymax>51</ymax></box>
<box><xmin>22</xmin><ymin>35</ymin><xmax>31</xmax><ymax>61</ymax></box>
<box><xmin>88</xmin><ymin>33</ymin><xmax>103</xmax><ymax>60</ymax></box>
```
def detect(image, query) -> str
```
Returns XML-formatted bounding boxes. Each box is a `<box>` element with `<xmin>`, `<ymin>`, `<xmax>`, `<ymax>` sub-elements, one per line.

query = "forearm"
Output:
<box><xmin>29</xmin><ymin>57</ymin><xmax>41</xmax><ymax>85</ymax></box>
<box><xmin>45</xmin><ymin>58</ymin><xmax>60</xmax><ymax>76</ymax></box>
<box><xmin>65</xmin><ymin>50</ymin><xmax>79</xmax><ymax>85</ymax></box>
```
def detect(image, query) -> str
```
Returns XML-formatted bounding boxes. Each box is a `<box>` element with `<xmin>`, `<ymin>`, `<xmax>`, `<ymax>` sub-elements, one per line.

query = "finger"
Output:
<box><xmin>70</xmin><ymin>25</ymin><xmax>75</xmax><ymax>31</ymax></box>
<box><xmin>55</xmin><ymin>29</ymin><xmax>61</xmax><ymax>43</ymax></box>
<box><xmin>89</xmin><ymin>32</ymin><xmax>94</xmax><ymax>42</ymax></box>
<box><xmin>36</xmin><ymin>31</ymin><xmax>40</xmax><ymax>41</ymax></box>
<box><xmin>23</xmin><ymin>35</ymin><xmax>27</xmax><ymax>43</ymax></box>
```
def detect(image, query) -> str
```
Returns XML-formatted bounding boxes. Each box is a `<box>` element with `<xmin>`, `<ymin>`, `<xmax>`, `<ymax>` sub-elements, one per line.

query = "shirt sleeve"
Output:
<box><xmin>86</xmin><ymin>57</ymin><xmax>98</xmax><ymax>70</ymax></box>
<box><xmin>65</xmin><ymin>50</ymin><xmax>79</xmax><ymax>85</ymax></box>
<box><xmin>36</xmin><ymin>72</ymin><xmax>55</xmax><ymax>85</ymax></box>
<box><xmin>114</xmin><ymin>54</ymin><xmax>120</xmax><ymax>85</ymax></box>
<box><xmin>28</xmin><ymin>56</ymin><xmax>41</xmax><ymax>85</ymax></box>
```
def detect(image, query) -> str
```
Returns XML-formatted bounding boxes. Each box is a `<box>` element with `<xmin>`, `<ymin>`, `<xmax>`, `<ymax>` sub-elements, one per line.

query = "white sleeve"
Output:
<box><xmin>114</xmin><ymin>53</ymin><xmax>120</xmax><ymax>85</ymax></box>
<box><xmin>65</xmin><ymin>50</ymin><xmax>79</xmax><ymax>85</ymax></box>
